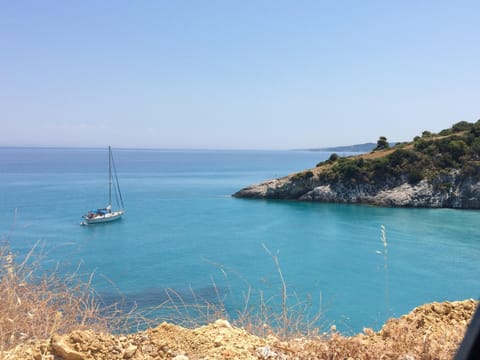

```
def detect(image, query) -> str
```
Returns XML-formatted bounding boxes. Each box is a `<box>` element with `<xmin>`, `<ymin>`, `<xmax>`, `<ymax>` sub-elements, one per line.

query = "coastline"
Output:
<box><xmin>234</xmin><ymin>122</ymin><xmax>480</xmax><ymax>208</ymax></box>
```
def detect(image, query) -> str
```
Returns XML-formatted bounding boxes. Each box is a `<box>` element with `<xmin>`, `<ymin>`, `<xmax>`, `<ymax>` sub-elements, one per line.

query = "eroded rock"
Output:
<box><xmin>4</xmin><ymin>300</ymin><xmax>478</xmax><ymax>360</ymax></box>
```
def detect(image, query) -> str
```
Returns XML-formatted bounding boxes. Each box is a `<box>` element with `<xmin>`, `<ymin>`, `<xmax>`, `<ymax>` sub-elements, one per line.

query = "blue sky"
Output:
<box><xmin>1</xmin><ymin>1</ymin><xmax>479</xmax><ymax>149</ymax></box>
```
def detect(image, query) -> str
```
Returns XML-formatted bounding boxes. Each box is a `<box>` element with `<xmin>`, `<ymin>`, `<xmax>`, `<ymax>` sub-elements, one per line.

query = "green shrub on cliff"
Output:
<box><xmin>316</xmin><ymin>120</ymin><xmax>480</xmax><ymax>186</ymax></box>
<box><xmin>291</xmin><ymin>170</ymin><xmax>315</xmax><ymax>180</ymax></box>
<box><xmin>373</xmin><ymin>136</ymin><xmax>390</xmax><ymax>151</ymax></box>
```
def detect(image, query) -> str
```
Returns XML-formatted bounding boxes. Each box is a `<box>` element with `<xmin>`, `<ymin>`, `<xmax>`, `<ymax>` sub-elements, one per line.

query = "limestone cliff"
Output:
<box><xmin>233</xmin><ymin>169</ymin><xmax>480</xmax><ymax>208</ymax></box>
<box><xmin>234</xmin><ymin>121</ymin><xmax>480</xmax><ymax>208</ymax></box>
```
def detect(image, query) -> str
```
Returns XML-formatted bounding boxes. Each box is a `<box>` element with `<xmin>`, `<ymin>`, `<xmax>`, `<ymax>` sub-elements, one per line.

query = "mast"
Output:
<box><xmin>110</xmin><ymin>147</ymin><xmax>125</xmax><ymax>211</ymax></box>
<box><xmin>108</xmin><ymin>146</ymin><xmax>112</xmax><ymax>208</ymax></box>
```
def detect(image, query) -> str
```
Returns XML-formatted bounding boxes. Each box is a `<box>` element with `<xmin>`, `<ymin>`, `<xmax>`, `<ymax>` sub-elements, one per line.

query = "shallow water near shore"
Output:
<box><xmin>1</xmin><ymin>147</ymin><xmax>479</xmax><ymax>333</ymax></box>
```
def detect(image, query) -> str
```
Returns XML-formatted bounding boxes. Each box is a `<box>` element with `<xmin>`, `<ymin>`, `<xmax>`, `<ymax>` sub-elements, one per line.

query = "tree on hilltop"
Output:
<box><xmin>374</xmin><ymin>136</ymin><xmax>389</xmax><ymax>151</ymax></box>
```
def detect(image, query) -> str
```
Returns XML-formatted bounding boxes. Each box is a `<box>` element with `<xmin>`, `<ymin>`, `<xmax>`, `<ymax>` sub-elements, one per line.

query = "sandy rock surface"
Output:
<box><xmin>3</xmin><ymin>300</ymin><xmax>477</xmax><ymax>360</ymax></box>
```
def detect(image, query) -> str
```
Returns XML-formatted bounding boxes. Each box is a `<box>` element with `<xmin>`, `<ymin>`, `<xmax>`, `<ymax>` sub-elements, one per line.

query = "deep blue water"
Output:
<box><xmin>1</xmin><ymin>147</ymin><xmax>479</xmax><ymax>333</ymax></box>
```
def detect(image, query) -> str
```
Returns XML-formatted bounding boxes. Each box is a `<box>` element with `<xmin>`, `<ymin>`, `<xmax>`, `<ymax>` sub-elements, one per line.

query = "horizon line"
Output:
<box><xmin>0</xmin><ymin>145</ymin><xmax>326</xmax><ymax>152</ymax></box>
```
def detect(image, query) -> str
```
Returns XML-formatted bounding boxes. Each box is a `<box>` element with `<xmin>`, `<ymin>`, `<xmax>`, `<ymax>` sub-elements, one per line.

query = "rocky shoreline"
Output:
<box><xmin>234</xmin><ymin>122</ymin><xmax>480</xmax><ymax>208</ymax></box>
<box><xmin>233</xmin><ymin>168</ymin><xmax>480</xmax><ymax>208</ymax></box>
<box><xmin>4</xmin><ymin>299</ymin><xmax>478</xmax><ymax>359</ymax></box>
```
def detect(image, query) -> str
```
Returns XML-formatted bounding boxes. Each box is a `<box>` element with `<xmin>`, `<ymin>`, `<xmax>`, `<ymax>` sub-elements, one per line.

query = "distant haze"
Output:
<box><xmin>1</xmin><ymin>1</ymin><xmax>479</xmax><ymax>149</ymax></box>
<box><xmin>309</xmin><ymin>143</ymin><xmax>377</xmax><ymax>153</ymax></box>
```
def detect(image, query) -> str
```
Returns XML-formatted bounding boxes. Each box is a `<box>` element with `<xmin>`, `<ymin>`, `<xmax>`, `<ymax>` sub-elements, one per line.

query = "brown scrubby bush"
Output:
<box><xmin>0</xmin><ymin>241</ymin><xmax>122</xmax><ymax>352</ymax></box>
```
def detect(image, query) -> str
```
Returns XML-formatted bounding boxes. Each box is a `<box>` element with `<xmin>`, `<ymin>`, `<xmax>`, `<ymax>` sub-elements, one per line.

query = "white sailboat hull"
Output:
<box><xmin>81</xmin><ymin>147</ymin><xmax>125</xmax><ymax>225</ymax></box>
<box><xmin>83</xmin><ymin>210</ymin><xmax>124</xmax><ymax>224</ymax></box>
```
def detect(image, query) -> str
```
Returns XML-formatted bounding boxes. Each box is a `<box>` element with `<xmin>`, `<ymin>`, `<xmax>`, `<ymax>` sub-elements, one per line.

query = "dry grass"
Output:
<box><xmin>232</xmin><ymin>244</ymin><xmax>323</xmax><ymax>340</ymax></box>
<box><xmin>380</xmin><ymin>224</ymin><xmax>389</xmax><ymax>317</ymax></box>
<box><xmin>0</xmin><ymin>238</ymin><xmax>322</xmax><ymax>353</ymax></box>
<box><xmin>268</xmin><ymin>299</ymin><xmax>476</xmax><ymax>359</ymax></box>
<box><xmin>1</xmin><ymin>239</ymin><xmax>475</xmax><ymax>359</ymax></box>
<box><xmin>136</xmin><ymin>245</ymin><xmax>324</xmax><ymax>340</ymax></box>
<box><xmin>0</xmin><ymin>241</ymin><xmax>126</xmax><ymax>352</ymax></box>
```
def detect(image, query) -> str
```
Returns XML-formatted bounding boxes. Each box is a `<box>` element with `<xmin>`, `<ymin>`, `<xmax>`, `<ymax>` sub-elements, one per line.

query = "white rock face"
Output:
<box><xmin>234</xmin><ymin>170</ymin><xmax>480</xmax><ymax>208</ymax></box>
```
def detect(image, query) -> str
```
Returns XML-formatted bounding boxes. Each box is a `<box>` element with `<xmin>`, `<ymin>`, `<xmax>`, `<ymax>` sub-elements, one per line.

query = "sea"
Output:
<box><xmin>1</xmin><ymin>147</ymin><xmax>479</xmax><ymax>334</ymax></box>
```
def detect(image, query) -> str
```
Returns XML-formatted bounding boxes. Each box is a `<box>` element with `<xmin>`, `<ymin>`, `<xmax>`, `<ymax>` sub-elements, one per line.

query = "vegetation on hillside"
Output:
<box><xmin>315</xmin><ymin>120</ymin><xmax>480</xmax><ymax>187</ymax></box>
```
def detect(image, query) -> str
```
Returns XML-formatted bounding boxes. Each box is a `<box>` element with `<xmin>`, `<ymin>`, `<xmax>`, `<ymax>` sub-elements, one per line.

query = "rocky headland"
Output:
<box><xmin>234</xmin><ymin>121</ymin><xmax>480</xmax><ymax>208</ymax></box>
<box><xmin>233</xmin><ymin>168</ymin><xmax>480</xmax><ymax>208</ymax></box>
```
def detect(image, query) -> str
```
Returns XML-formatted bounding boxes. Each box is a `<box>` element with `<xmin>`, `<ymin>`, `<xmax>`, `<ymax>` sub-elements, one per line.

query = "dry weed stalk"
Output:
<box><xmin>232</xmin><ymin>244</ymin><xmax>323</xmax><ymax>339</ymax></box>
<box><xmin>146</xmin><ymin>245</ymin><xmax>324</xmax><ymax>340</ymax></box>
<box><xmin>1</xmin><ymin>238</ymin><xmax>475</xmax><ymax>359</ymax></box>
<box><xmin>380</xmin><ymin>224</ymin><xmax>389</xmax><ymax>316</ymax></box>
<box><xmin>0</xmin><ymin>241</ymin><xmax>123</xmax><ymax>351</ymax></box>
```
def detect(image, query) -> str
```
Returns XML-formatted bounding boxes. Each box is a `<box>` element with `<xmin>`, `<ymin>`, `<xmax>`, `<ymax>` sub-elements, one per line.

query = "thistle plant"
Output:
<box><xmin>380</xmin><ymin>225</ymin><xmax>389</xmax><ymax>316</ymax></box>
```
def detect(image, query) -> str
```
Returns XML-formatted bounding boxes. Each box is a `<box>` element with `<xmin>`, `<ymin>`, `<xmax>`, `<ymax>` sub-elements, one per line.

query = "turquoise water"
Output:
<box><xmin>1</xmin><ymin>147</ymin><xmax>479</xmax><ymax>333</ymax></box>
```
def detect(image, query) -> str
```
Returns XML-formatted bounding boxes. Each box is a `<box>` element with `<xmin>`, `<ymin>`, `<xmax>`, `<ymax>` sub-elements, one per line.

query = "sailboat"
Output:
<box><xmin>81</xmin><ymin>146</ymin><xmax>125</xmax><ymax>225</ymax></box>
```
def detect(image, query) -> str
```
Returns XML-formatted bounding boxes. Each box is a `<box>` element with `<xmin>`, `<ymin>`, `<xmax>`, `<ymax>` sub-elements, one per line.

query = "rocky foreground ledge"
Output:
<box><xmin>4</xmin><ymin>299</ymin><xmax>478</xmax><ymax>360</ymax></box>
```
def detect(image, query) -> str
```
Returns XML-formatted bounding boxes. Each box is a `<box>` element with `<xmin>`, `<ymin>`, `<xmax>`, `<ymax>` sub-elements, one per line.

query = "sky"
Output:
<box><xmin>1</xmin><ymin>1</ymin><xmax>479</xmax><ymax>150</ymax></box>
